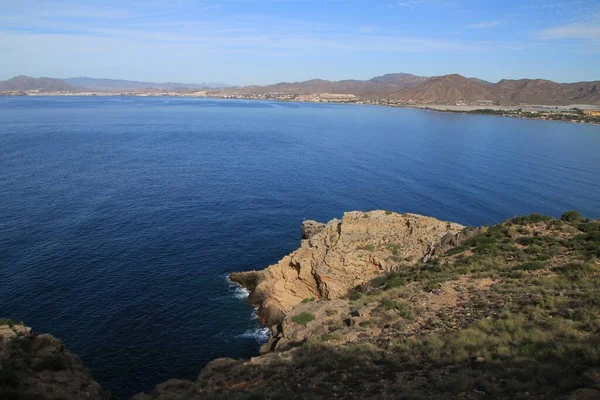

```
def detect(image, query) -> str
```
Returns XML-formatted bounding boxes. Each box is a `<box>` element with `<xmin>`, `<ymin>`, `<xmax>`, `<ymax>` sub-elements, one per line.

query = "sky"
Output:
<box><xmin>0</xmin><ymin>0</ymin><xmax>599</xmax><ymax>85</ymax></box>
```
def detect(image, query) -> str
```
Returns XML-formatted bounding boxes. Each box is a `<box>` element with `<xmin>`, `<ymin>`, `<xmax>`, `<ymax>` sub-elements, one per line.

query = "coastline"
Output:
<box><xmin>3</xmin><ymin>92</ymin><xmax>599</xmax><ymax>126</ymax></box>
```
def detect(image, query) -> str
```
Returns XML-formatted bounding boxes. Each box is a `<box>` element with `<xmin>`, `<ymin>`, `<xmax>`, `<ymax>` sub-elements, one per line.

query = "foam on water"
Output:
<box><xmin>236</xmin><ymin>327</ymin><xmax>270</xmax><ymax>343</ymax></box>
<box><xmin>226</xmin><ymin>274</ymin><xmax>250</xmax><ymax>299</ymax></box>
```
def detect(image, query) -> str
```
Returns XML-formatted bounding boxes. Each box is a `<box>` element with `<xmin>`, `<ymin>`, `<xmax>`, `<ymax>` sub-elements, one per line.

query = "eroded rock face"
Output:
<box><xmin>231</xmin><ymin>210</ymin><xmax>464</xmax><ymax>326</ymax></box>
<box><xmin>0</xmin><ymin>320</ymin><xmax>106</xmax><ymax>399</ymax></box>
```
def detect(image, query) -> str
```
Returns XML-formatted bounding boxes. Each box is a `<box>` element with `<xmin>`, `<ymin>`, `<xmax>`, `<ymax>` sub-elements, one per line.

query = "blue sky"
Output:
<box><xmin>1</xmin><ymin>0</ymin><xmax>599</xmax><ymax>85</ymax></box>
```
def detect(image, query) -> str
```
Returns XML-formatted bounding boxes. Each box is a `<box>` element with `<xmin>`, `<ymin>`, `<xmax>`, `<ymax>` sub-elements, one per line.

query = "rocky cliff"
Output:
<box><xmin>230</xmin><ymin>210</ymin><xmax>464</xmax><ymax>326</ymax></box>
<box><xmin>0</xmin><ymin>319</ymin><xmax>107</xmax><ymax>399</ymax></box>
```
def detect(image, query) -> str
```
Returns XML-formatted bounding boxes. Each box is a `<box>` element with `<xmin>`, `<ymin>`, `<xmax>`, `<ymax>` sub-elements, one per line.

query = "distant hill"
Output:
<box><xmin>380</xmin><ymin>74</ymin><xmax>600</xmax><ymax>105</ymax></box>
<box><xmin>380</xmin><ymin>74</ymin><xmax>498</xmax><ymax>103</ymax></box>
<box><xmin>0</xmin><ymin>76</ymin><xmax>76</xmax><ymax>92</ymax></box>
<box><xmin>63</xmin><ymin>77</ymin><xmax>229</xmax><ymax>90</ymax></box>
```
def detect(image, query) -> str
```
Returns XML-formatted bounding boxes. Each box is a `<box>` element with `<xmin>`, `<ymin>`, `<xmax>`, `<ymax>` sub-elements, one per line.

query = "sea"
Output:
<box><xmin>1</xmin><ymin>96</ymin><xmax>599</xmax><ymax>397</ymax></box>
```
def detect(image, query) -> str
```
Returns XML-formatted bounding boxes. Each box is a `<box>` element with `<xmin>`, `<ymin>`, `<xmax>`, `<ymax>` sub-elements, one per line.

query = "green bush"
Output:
<box><xmin>560</xmin><ymin>211</ymin><xmax>582</xmax><ymax>223</ymax></box>
<box><xmin>349</xmin><ymin>292</ymin><xmax>362</xmax><ymax>301</ymax></box>
<box><xmin>369</xmin><ymin>276</ymin><xmax>387</xmax><ymax>288</ymax></box>
<box><xmin>514</xmin><ymin>261</ymin><xmax>545</xmax><ymax>271</ymax></box>
<box><xmin>385</xmin><ymin>210</ymin><xmax>393</xmax><ymax>215</ymax></box>
<box><xmin>380</xmin><ymin>300</ymin><xmax>413</xmax><ymax>319</ymax></box>
<box><xmin>553</xmin><ymin>262</ymin><xmax>593</xmax><ymax>281</ymax></box>
<box><xmin>511</xmin><ymin>214</ymin><xmax>552</xmax><ymax>224</ymax></box>
<box><xmin>577</xmin><ymin>221</ymin><xmax>600</xmax><ymax>233</ymax></box>
<box><xmin>359</xmin><ymin>244</ymin><xmax>375</xmax><ymax>252</ymax></box>
<box><xmin>517</xmin><ymin>237</ymin><xmax>537</xmax><ymax>246</ymax></box>
<box><xmin>291</xmin><ymin>312</ymin><xmax>315</xmax><ymax>325</ymax></box>
<box><xmin>385</xmin><ymin>276</ymin><xmax>407</xmax><ymax>290</ymax></box>
<box><xmin>444</xmin><ymin>245</ymin><xmax>468</xmax><ymax>256</ymax></box>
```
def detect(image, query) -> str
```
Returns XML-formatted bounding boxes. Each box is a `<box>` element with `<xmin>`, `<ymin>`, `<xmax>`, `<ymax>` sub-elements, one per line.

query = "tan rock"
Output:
<box><xmin>232</xmin><ymin>210</ymin><xmax>463</xmax><ymax>325</ymax></box>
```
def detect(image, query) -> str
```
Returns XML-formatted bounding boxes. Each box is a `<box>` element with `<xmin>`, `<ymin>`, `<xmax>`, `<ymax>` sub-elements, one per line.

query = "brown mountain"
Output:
<box><xmin>370</xmin><ymin>74</ymin><xmax>600</xmax><ymax>105</ymax></box>
<box><xmin>382</xmin><ymin>74</ymin><xmax>497</xmax><ymax>103</ymax></box>
<box><xmin>230</xmin><ymin>73</ymin><xmax>429</xmax><ymax>96</ymax></box>
<box><xmin>0</xmin><ymin>75</ymin><xmax>76</xmax><ymax>92</ymax></box>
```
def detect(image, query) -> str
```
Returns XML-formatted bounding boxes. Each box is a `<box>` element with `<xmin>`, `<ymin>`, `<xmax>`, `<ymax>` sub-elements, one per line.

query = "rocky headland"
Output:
<box><xmin>2</xmin><ymin>210</ymin><xmax>600</xmax><ymax>399</ymax></box>
<box><xmin>230</xmin><ymin>211</ymin><xmax>465</xmax><ymax>326</ymax></box>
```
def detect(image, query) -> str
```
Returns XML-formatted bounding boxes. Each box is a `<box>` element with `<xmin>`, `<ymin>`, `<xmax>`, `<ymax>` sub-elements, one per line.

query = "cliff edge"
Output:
<box><xmin>0</xmin><ymin>319</ymin><xmax>107</xmax><ymax>399</ymax></box>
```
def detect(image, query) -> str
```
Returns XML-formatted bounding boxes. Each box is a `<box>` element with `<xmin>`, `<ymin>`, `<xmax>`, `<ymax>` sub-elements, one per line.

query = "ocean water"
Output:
<box><xmin>1</xmin><ymin>96</ymin><xmax>599</xmax><ymax>396</ymax></box>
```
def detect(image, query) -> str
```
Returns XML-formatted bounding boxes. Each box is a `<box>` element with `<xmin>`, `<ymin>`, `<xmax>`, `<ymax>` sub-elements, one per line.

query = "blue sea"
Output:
<box><xmin>1</xmin><ymin>96</ymin><xmax>599</xmax><ymax>397</ymax></box>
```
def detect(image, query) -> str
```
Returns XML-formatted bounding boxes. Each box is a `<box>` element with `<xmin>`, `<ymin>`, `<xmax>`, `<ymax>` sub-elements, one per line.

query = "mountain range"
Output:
<box><xmin>0</xmin><ymin>76</ymin><xmax>228</xmax><ymax>92</ymax></box>
<box><xmin>63</xmin><ymin>77</ymin><xmax>229</xmax><ymax>90</ymax></box>
<box><xmin>1</xmin><ymin>73</ymin><xmax>599</xmax><ymax>105</ymax></box>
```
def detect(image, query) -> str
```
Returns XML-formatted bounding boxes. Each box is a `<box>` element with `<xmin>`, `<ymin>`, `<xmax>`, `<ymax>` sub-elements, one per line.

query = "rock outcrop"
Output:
<box><xmin>0</xmin><ymin>319</ymin><xmax>106</xmax><ymax>399</ymax></box>
<box><xmin>230</xmin><ymin>210</ymin><xmax>464</xmax><ymax>325</ymax></box>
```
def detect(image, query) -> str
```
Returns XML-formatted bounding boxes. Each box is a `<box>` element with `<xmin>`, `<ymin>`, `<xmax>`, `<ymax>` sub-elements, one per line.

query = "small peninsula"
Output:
<box><xmin>2</xmin><ymin>210</ymin><xmax>599</xmax><ymax>399</ymax></box>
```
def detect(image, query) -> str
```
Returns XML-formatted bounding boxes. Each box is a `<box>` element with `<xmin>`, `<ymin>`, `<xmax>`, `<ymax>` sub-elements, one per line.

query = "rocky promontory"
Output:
<box><xmin>230</xmin><ymin>210</ymin><xmax>465</xmax><ymax>326</ymax></box>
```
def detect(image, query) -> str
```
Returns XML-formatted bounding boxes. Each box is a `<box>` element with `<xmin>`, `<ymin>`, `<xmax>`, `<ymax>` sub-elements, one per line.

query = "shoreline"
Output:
<box><xmin>3</xmin><ymin>93</ymin><xmax>599</xmax><ymax>126</ymax></box>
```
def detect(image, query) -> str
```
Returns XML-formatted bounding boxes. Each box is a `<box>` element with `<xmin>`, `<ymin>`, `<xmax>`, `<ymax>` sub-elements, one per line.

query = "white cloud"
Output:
<box><xmin>537</xmin><ymin>24</ymin><xmax>600</xmax><ymax>40</ymax></box>
<box><xmin>467</xmin><ymin>20</ymin><xmax>506</xmax><ymax>29</ymax></box>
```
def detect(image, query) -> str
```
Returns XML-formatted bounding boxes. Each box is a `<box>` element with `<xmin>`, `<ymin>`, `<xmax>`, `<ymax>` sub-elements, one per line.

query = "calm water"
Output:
<box><xmin>1</xmin><ymin>97</ymin><xmax>599</xmax><ymax>396</ymax></box>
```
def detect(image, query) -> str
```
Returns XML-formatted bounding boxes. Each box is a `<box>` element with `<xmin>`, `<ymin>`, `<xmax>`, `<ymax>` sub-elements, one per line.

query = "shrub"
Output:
<box><xmin>359</xmin><ymin>244</ymin><xmax>375</xmax><ymax>252</ymax></box>
<box><xmin>385</xmin><ymin>276</ymin><xmax>407</xmax><ymax>290</ymax></box>
<box><xmin>514</xmin><ymin>262</ymin><xmax>545</xmax><ymax>271</ymax></box>
<box><xmin>473</xmin><ymin>244</ymin><xmax>498</xmax><ymax>255</ymax></box>
<box><xmin>553</xmin><ymin>262</ymin><xmax>593</xmax><ymax>281</ymax></box>
<box><xmin>560</xmin><ymin>211</ymin><xmax>582</xmax><ymax>223</ymax></box>
<box><xmin>0</xmin><ymin>318</ymin><xmax>17</xmax><ymax>327</ymax></box>
<box><xmin>370</xmin><ymin>276</ymin><xmax>387</xmax><ymax>288</ymax></box>
<box><xmin>325</xmin><ymin>309</ymin><xmax>338</xmax><ymax>316</ymax></box>
<box><xmin>301</xmin><ymin>297</ymin><xmax>316</xmax><ymax>303</ymax></box>
<box><xmin>349</xmin><ymin>292</ymin><xmax>362</xmax><ymax>301</ymax></box>
<box><xmin>33</xmin><ymin>356</ymin><xmax>67</xmax><ymax>372</ymax></box>
<box><xmin>444</xmin><ymin>245</ymin><xmax>468</xmax><ymax>256</ymax></box>
<box><xmin>386</xmin><ymin>243</ymin><xmax>402</xmax><ymax>255</ymax></box>
<box><xmin>291</xmin><ymin>312</ymin><xmax>315</xmax><ymax>325</ymax></box>
<box><xmin>320</xmin><ymin>333</ymin><xmax>343</xmax><ymax>342</ymax></box>
<box><xmin>380</xmin><ymin>300</ymin><xmax>413</xmax><ymax>319</ymax></box>
<box><xmin>466</xmin><ymin>236</ymin><xmax>497</xmax><ymax>247</ymax></box>
<box><xmin>517</xmin><ymin>237</ymin><xmax>537</xmax><ymax>246</ymax></box>
<box><xmin>511</xmin><ymin>214</ymin><xmax>552</xmax><ymax>224</ymax></box>
<box><xmin>385</xmin><ymin>210</ymin><xmax>393</xmax><ymax>215</ymax></box>
<box><xmin>578</xmin><ymin>221</ymin><xmax>600</xmax><ymax>233</ymax></box>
